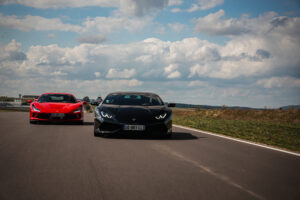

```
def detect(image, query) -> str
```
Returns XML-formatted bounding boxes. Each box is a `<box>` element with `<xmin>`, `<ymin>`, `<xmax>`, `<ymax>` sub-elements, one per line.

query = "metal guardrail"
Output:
<box><xmin>0</xmin><ymin>103</ymin><xmax>30</xmax><ymax>111</ymax></box>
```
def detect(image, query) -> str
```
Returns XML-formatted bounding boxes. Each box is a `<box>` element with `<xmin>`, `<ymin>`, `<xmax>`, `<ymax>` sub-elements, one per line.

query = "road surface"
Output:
<box><xmin>0</xmin><ymin>112</ymin><xmax>299</xmax><ymax>200</ymax></box>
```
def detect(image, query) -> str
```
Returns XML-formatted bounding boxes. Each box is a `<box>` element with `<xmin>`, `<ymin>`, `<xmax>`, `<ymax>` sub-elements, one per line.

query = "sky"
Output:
<box><xmin>0</xmin><ymin>0</ymin><xmax>299</xmax><ymax>108</ymax></box>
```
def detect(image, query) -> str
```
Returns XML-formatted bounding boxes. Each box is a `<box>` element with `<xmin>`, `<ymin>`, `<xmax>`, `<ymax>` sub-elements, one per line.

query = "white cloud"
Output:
<box><xmin>119</xmin><ymin>0</ymin><xmax>169</xmax><ymax>16</ymax></box>
<box><xmin>256</xmin><ymin>77</ymin><xmax>300</xmax><ymax>88</ymax></box>
<box><xmin>164</xmin><ymin>64</ymin><xmax>181</xmax><ymax>79</ymax></box>
<box><xmin>196</xmin><ymin>0</ymin><xmax>224</xmax><ymax>10</ymax></box>
<box><xmin>83</xmin><ymin>16</ymin><xmax>152</xmax><ymax>33</ymax></box>
<box><xmin>0</xmin><ymin>13</ymin><xmax>82</xmax><ymax>32</ymax></box>
<box><xmin>168</xmin><ymin>23</ymin><xmax>185</xmax><ymax>32</ymax></box>
<box><xmin>0</xmin><ymin>39</ymin><xmax>26</xmax><ymax>62</ymax></box>
<box><xmin>106</xmin><ymin>68</ymin><xmax>136</xmax><ymax>79</ymax></box>
<box><xmin>0</xmin><ymin>13</ymin><xmax>155</xmax><ymax>34</ymax></box>
<box><xmin>168</xmin><ymin>0</ymin><xmax>183</xmax><ymax>6</ymax></box>
<box><xmin>186</xmin><ymin>0</ymin><xmax>224</xmax><ymax>12</ymax></box>
<box><xmin>194</xmin><ymin>10</ymin><xmax>283</xmax><ymax>36</ymax></box>
<box><xmin>76</xmin><ymin>34</ymin><xmax>106</xmax><ymax>44</ymax></box>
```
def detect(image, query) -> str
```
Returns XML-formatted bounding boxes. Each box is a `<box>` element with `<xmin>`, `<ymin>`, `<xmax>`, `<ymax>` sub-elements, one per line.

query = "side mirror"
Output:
<box><xmin>82</xmin><ymin>101</ymin><xmax>87</xmax><ymax>105</ymax></box>
<box><xmin>27</xmin><ymin>99</ymin><xmax>32</xmax><ymax>103</ymax></box>
<box><xmin>34</xmin><ymin>99</ymin><xmax>37</xmax><ymax>102</ymax></box>
<box><xmin>168</xmin><ymin>103</ymin><xmax>176</xmax><ymax>107</ymax></box>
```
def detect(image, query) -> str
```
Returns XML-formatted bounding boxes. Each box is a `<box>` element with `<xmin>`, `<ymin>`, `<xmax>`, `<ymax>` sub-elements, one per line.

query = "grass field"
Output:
<box><xmin>173</xmin><ymin>108</ymin><xmax>300</xmax><ymax>152</ymax></box>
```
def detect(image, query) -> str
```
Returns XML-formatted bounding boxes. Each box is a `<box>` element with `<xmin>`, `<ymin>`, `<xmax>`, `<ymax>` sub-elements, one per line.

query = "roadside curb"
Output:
<box><xmin>173</xmin><ymin>124</ymin><xmax>300</xmax><ymax>157</ymax></box>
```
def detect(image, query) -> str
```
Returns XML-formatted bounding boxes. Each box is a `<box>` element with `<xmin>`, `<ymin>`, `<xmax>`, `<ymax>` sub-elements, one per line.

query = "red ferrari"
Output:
<box><xmin>28</xmin><ymin>93</ymin><xmax>86</xmax><ymax>124</ymax></box>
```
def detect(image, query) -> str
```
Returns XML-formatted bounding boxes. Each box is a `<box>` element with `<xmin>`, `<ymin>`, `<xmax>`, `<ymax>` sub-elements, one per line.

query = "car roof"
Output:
<box><xmin>107</xmin><ymin>91</ymin><xmax>159</xmax><ymax>97</ymax></box>
<box><xmin>40</xmin><ymin>93</ymin><xmax>75</xmax><ymax>96</ymax></box>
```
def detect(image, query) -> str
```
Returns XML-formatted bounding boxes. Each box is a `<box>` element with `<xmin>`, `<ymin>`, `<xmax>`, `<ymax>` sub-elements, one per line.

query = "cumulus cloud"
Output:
<box><xmin>119</xmin><ymin>0</ymin><xmax>169</xmax><ymax>16</ymax></box>
<box><xmin>193</xmin><ymin>10</ymin><xmax>298</xmax><ymax>37</ymax></box>
<box><xmin>194</xmin><ymin>10</ymin><xmax>250</xmax><ymax>35</ymax></box>
<box><xmin>164</xmin><ymin>64</ymin><xmax>181</xmax><ymax>79</ymax></box>
<box><xmin>256</xmin><ymin>77</ymin><xmax>300</xmax><ymax>88</ymax></box>
<box><xmin>83</xmin><ymin>16</ymin><xmax>152</xmax><ymax>33</ymax></box>
<box><xmin>0</xmin><ymin>13</ymin><xmax>156</xmax><ymax>35</ymax></box>
<box><xmin>76</xmin><ymin>34</ymin><xmax>106</xmax><ymax>44</ymax></box>
<box><xmin>106</xmin><ymin>68</ymin><xmax>136</xmax><ymax>79</ymax></box>
<box><xmin>192</xmin><ymin>0</ymin><xmax>224</xmax><ymax>11</ymax></box>
<box><xmin>168</xmin><ymin>0</ymin><xmax>183</xmax><ymax>6</ymax></box>
<box><xmin>0</xmin><ymin>13</ymin><xmax>82</xmax><ymax>32</ymax></box>
<box><xmin>0</xmin><ymin>39</ymin><xmax>26</xmax><ymax>62</ymax></box>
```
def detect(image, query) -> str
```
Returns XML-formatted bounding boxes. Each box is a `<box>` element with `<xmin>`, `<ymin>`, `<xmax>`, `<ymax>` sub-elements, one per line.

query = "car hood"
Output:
<box><xmin>34</xmin><ymin>102</ymin><xmax>81</xmax><ymax>113</ymax></box>
<box><xmin>100</xmin><ymin>104</ymin><xmax>171</xmax><ymax>124</ymax></box>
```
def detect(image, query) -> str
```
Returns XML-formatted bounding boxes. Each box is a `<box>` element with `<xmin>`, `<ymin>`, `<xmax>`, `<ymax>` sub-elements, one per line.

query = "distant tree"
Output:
<box><xmin>83</xmin><ymin>96</ymin><xmax>90</xmax><ymax>102</ymax></box>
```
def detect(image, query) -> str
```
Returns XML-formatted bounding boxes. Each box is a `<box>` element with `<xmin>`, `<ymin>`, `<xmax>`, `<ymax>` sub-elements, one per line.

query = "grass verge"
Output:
<box><xmin>173</xmin><ymin>108</ymin><xmax>300</xmax><ymax>152</ymax></box>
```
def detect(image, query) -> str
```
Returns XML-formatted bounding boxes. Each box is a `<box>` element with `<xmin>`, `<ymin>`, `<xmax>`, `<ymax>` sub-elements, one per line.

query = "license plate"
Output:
<box><xmin>51</xmin><ymin>113</ymin><xmax>65</xmax><ymax>118</ymax></box>
<box><xmin>123</xmin><ymin>125</ymin><xmax>145</xmax><ymax>131</ymax></box>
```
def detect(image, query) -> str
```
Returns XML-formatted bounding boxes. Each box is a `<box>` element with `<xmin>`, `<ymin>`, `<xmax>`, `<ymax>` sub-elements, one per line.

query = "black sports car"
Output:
<box><xmin>94</xmin><ymin>92</ymin><xmax>175</xmax><ymax>137</ymax></box>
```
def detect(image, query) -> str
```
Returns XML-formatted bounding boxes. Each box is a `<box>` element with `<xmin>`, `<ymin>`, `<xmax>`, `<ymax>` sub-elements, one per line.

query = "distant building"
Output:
<box><xmin>22</xmin><ymin>95</ymin><xmax>39</xmax><ymax>99</ymax></box>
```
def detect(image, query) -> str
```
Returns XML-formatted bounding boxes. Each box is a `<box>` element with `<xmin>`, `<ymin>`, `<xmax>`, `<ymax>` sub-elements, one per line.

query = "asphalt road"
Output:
<box><xmin>0</xmin><ymin>112</ymin><xmax>299</xmax><ymax>200</ymax></box>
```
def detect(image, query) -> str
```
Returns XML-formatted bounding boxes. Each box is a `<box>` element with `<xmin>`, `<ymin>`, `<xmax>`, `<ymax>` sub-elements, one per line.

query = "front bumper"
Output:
<box><xmin>30</xmin><ymin>111</ymin><xmax>83</xmax><ymax>122</ymax></box>
<box><xmin>94</xmin><ymin>117</ymin><xmax>172</xmax><ymax>135</ymax></box>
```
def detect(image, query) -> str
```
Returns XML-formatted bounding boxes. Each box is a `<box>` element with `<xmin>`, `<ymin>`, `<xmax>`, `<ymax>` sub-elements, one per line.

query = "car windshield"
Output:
<box><xmin>38</xmin><ymin>94</ymin><xmax>77</xmax><ymax>103</ymax></box>
<box><xmin>103</xmin><ymin>94</ymin><xmax>164</xmax><ymax>106</ymax></box>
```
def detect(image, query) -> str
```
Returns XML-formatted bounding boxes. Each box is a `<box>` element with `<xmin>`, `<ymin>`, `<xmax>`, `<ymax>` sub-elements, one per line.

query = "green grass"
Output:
<box><xmin>173</xmin><ymin>108</ymin><xmax>300</xmax><ymax>152</ymax></box>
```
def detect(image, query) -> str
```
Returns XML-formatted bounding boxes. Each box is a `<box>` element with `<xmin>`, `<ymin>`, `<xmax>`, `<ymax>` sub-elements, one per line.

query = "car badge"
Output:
<box><xmin>132</xmin><ymin>118</ymin><xmax>136</xmax><ymax>122</ymax></box>
<box><xmin>56</xmin><ymin>110</ymin><xmax>59</xmax><ymax>113</ymax></box>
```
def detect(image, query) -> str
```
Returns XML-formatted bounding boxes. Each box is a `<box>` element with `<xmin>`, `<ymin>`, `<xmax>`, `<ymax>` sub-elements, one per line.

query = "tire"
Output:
<box><xmin>78</xmin><ymin>120</ymin><xmax>84</xmax><ymax>125</ymax></box>
<box><xmin>30</xmin><ymin>120</ymin><xmax>36</xmax><ymax>124</ymax></box>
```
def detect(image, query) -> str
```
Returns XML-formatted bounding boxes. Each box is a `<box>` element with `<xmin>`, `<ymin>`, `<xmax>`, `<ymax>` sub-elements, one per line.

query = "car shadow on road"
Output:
<box><xmin>102</xmin><ymin>132</ymin><xmax>202</xmax><ymax>140</ymax></box>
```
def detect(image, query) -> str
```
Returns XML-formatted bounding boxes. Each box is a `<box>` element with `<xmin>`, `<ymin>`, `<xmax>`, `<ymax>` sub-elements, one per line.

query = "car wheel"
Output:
<box><xmin>30</xmin><ymin>120</ymin><xmax>36</xmax><ymax>124</ymax></box>
<box><xmin>78</xmin><ymin>120</ymin><xmax>84</xmax><ymax>125</ymax></box>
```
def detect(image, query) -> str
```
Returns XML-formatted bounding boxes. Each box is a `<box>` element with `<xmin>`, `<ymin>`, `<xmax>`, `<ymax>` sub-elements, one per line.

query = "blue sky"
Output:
<box><xmin>0</xmin><ymin>0</ymin><xmax>299</xmax><ymax>108</ymax></box>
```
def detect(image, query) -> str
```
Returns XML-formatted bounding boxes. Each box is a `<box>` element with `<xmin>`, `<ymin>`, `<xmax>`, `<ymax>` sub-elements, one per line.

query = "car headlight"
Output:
<box><xmin>155</xmin><ymin>113</ymin><xmax>167</xmax><ymax>120</ymax></box>
<box><xmin>32</xmin><ymin>104</ymin><xmax>40</xmax><ymax>112</ymax></box>
<box><xmin>100</xmin><ymin>111</ymin><xmax>113</xmax><ymax>119</ymax></box>
<box><xmin>73</xmin><ymin>106</ymin><xmax>82</xmax><ymax>113</ymax></box>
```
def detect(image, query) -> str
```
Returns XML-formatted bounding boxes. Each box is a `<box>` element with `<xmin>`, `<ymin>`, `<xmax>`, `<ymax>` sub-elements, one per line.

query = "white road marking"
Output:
<box><xmin>173</xmin><ymin>124</ymin><xmax>300</xmax><ymax>157</ymax></box>
<box><xmin>153</xmin><ymin>144</ymin><xmax>265</xmax><ymax>200</ymax></box>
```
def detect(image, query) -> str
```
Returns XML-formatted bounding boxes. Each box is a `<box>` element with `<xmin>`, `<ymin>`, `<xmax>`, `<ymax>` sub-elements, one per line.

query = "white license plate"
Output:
<box><xmin>51</xmin><ymin>113</ymin><xmax>65</xmax><ymax>118</ymax></box>
<box><xmin>123</xmin><ymin>125</ymin><xmax>145</xmax><ymax>131</ymax></box>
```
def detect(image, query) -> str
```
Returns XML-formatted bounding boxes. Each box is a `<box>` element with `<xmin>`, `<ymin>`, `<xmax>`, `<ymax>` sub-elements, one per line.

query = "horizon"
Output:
<box><xmin>0</xmin><ymin>0</ymin><xmax>299</xmax><ymax>108</ymax></box>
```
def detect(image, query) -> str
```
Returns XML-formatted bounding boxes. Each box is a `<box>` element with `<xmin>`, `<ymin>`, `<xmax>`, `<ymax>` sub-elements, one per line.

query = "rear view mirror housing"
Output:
<box><xmin>167</xmin><ymin>103</ymin><xmax>176</xmax><ymax>107</ymax></box>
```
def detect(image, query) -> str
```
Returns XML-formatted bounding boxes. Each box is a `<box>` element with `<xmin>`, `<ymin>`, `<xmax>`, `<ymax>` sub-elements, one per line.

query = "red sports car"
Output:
<box><xmin>28</xmin><ymin>93</ymin><xmax>86</xmax><ymax>124</ymax></box>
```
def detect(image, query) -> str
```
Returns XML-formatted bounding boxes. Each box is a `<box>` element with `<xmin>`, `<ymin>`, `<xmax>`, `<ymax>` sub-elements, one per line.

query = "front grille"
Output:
<box><xmin>36</xmin><ymin>113</ymin><xmax>50</xmax><ymax>119</ymax></box>
<box><xmin>100</xmin><ymin>122</ymin><xmax>122</xmax><ymax>132</ymax></box>
<box><xmin>35</xmin><ymin>113</ymin><xmax>81</xmax><ymax>120</ymax></box>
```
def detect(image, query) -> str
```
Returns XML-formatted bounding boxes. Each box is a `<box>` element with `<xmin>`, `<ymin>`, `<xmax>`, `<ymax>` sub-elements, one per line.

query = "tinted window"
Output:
<box><xmin>38</xmin><ymin>94</ymin><xmax>77</xmax><ymax>103</ymax></box>
<box><xmin>103</xmin><ymin>94</ymin><xmax>163</xmax><ymax>106</ymax></box>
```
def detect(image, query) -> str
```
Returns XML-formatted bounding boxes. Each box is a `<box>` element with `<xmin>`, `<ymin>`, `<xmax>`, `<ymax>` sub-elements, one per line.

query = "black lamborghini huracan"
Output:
<box><xmin>94</xmin><ymin>92</ymin><xmax>175</xmax><ymax>137</ymax></box>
